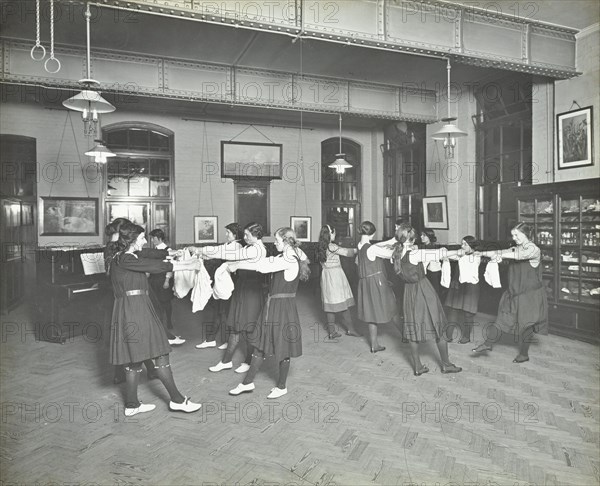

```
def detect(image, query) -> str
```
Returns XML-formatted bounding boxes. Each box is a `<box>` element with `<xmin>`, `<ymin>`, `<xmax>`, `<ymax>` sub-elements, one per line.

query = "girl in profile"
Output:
<box><xmin>225</xmin><ymin>227</ymin><xmax>309</xmax><ymax>399</ymax></box>
<box><xmin>392</xmin><ymin>224</ymin><xmax>464</xmax><ymax>376</ymax></box>
<box><xmin>107</xmin><ymin>221</ymin><xmax>203</xmax><ymax>416</ymax></box>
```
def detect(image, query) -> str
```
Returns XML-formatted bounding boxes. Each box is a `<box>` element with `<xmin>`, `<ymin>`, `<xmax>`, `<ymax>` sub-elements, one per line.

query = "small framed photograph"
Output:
<box><xmin>40</xmin><ymin>197</ymin><xmax>99</xmax><ymax>235</ymax></box>
<box><xmin>557</xmin><ymin>106</ymin><xmax>594</xmax><ymax>169</ymax></box>
<box><xmin>290</xmin><ymin>216</ymin><xmax>311</xmax><ymax>242</ymax></box>
<box><xmin>194</xmin><ymin>216</ymin><xmax>218</xmax><ymax>243</ymax></box>
<box><xmin>422</xmin><ymin>196</ymin><xmax>448</xmax><ymax>230</ymax></box>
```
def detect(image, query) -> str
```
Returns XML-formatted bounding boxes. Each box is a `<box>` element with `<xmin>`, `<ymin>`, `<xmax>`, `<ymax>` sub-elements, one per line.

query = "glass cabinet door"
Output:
<box><xmin>518</xmin><ymin>197</ymin><xmax>555</xmax><ymax>302</ymax></box>
<box><xmin>558</xmin><ymin>196</ymin><xmax>600</xmax><ymax>305</ymax></box>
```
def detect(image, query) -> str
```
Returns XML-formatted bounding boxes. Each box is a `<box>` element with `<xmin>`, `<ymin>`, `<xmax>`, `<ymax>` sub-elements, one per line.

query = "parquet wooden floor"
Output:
<box><xmin>1</xmin><ymin>288</ymin><xmax>599</xmax><ymax>486</ymax></box>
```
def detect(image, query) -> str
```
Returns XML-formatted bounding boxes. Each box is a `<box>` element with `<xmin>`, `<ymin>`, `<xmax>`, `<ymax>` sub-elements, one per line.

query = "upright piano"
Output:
<box><xmin>35</xmin><ymin>247</ymin><xmax>112</xmax><ymax>343</ymax></box>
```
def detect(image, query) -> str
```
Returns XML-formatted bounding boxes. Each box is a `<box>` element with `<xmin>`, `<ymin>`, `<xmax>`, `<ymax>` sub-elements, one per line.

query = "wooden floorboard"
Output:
<box><xmin>1</xmin><ymin>287</ymin><xmax>599</xmax><ymax>485</ymax></box>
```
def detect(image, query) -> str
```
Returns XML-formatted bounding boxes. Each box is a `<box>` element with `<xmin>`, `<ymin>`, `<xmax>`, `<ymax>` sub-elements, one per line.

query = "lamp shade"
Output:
<box><xmin>63</xmin><ymin>89</ymin><xmax>115</xmax><ymax>114</ymax></box>
<box><xmin>431</xmin><ymin>122</ymin><xmax>468</xmax><ymax>140</ymax></box>
<box><xmin>328</xmin><ymin>154</ymin><xmax>353</xmax><ymax>174</ymax></box>
<box><xmin>85</xmin><ymin>140</ymin><xmax>116</xmax><ymax>163</ymax></box>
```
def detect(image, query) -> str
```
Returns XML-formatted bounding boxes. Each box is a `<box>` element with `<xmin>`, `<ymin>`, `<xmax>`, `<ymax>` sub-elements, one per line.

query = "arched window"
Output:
<box><xmin>321</xmin><ymin>138</ymin><xmax>361</xmax><ymax>244</ymax></box>
<box><xmin>103</xmin><ymin>123</ymin><xmax>175</xmax><ymax>243</ymax></box>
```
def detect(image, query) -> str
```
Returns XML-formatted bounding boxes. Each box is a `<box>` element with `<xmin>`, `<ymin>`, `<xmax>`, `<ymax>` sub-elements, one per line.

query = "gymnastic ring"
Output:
<box><xmin>44</xmin><ymin>57</ymin><xmax>61</xmax><ymax>74</ymax></box>
<box><xmin>30</xmin><ymin>44</ymin><xmax>46</xmax><ymax>61</ymax></box>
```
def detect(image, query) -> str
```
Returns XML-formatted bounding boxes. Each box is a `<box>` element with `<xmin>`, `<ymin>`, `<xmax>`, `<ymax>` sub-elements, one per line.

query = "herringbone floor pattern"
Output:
<box><xmin>1</xmin><ymin>288</ymin><xmax>598</xmax><ymax>485</ymax></box>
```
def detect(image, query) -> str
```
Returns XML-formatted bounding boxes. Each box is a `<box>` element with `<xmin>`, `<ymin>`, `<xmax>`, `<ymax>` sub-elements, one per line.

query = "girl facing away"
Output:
<box><xmin>316</xmin><ymin>224</ymin><xmax>360</xmax><ymax>339</ymax></box>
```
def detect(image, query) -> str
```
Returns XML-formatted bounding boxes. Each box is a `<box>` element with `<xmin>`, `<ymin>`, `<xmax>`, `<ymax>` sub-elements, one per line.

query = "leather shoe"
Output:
<box><xmin>513</xmin><ymin>355</ymin><xmax>529</xmax><ymax>363</ymax></box>
<box><xmin>169</xmin><ymin>396</ymin><xmax>202</xmax><ymax>413</ymax></box>
<box><xmin>209</xmin><ymin>361</ymin><xmax>233</xmax><ymax>372</ymax></box>
<box><xmin>195</xmin><ymin>340</ymin><xmax>216</xmax><ymax>349</ymax></box>
<box><xmin>370</xmin><ymin>346</ymin><xmax>386</xmax><ymax>353</ymax></box>
<box><xmin>235</xmin><ymin>363</ymin><xmax>250</xmax><ymax>373</ymax></box>
<box><xmin>441</xmin><ymin>363</ymin><xmax>462</xmax><ymax>374</ymax></box>
<box><xmin>124</xmin><ymin>403</ymin><xmax>155</xmax><ymax>417</ymax></box>
<box><xmin>229</xmin><ymin>383</ymin><xmax>255</xmax><ymax>396</ymax></box>
<box><xmin>328</xmin><ymin>331</ymin><xmax>342</xmax><ymax>339</ymax></box>
<box><xmin>168</xmin><ymin>336</ymin><xmax>186</xmax><ymax>346</ymax></box>
<box><xmin>472</xmin><ymin>343</ymin><xmax>492</xmax><ymax>353</ymax></box>
<box><xmin>414</xmin><ymin>365</ymin><xmax>429</xmax><ymax>376</ymax></box>
<box><xmin>346</xmin><ymin>331</ymin><xmax>362</xmax><ymax>337</ymax></box>
<box><xmin>218</xmin><ymin>343</ymin><xmax>228</xmax><ymax>350</ymax></box>
<box><xmin>267</xmin><ymin>387</ymin><xmax>288</xmax><ymax>399</ymax></box>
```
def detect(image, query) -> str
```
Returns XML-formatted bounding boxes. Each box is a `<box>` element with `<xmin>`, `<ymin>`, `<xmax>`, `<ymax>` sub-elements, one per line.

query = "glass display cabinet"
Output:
<box><xmin>514</xmin><ymin>179</ymin><xmax>599</xmax><ymax>344</ymax></box>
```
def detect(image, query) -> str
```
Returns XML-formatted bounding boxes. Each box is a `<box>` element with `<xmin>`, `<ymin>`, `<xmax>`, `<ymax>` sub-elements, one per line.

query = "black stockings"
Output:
<box><xmin>242</xmin><ymin>350</ymin><xmax>291</xmax><ymax>389</ymax></box>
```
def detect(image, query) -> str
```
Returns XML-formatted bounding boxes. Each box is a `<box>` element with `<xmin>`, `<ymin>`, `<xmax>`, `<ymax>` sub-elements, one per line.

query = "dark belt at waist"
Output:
<box><xmin>360</xmin><ymin>271</ymin><xmax>383</xmax><ymax>279</ymax></box>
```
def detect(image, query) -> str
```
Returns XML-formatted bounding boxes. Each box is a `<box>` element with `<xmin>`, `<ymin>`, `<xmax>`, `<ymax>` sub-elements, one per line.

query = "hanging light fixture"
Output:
<box><xmin>85</xmin><ymin>139</ymin><xmax>116</xmax><ymax>164</ymax></box>
<box><xmin>432</xmin><ymin>58</ymin><xmax>467</xmax><ymax>159</ymax></box>
<box><xmin>328</xmin><ymin>113</ymin><xmax>352</xmax><ymax>174</ymax></box>
<box><xmin>63</xmin><ymin>4</ymin><xmax>115</xmax><ymax>137</ymax></box>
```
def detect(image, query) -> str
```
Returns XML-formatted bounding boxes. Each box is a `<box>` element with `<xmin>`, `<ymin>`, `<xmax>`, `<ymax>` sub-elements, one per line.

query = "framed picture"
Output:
<box><xmin>422</xmin><ymin>196</ymin><xmax>448</xmax><ymax>230</ymax></box>
<box><xmin>290</xmin><ymin>216</ymin><xmax>311</xmax><ymax>242</ymax></box>
<box><xmin>221</xmin><ymin>141</ymin><xmax>282</xmax><ymax>179</ymax></box>
<box><xmin>40</xmin><ymin>197</ymin><xmax>99</xmax><ymax>236</ymax></box>
<box><xmin>557</xmin><ymin>106</ymin><xmax>594</xmax><ymax>169</ymax></box>
<box><xmin>194</xmin><ymin>216</ymin><xmax>218</xmax><ymax>243</ymax></box>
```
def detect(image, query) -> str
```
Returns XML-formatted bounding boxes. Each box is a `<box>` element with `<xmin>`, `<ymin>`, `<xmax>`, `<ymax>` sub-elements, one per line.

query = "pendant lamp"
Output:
<box><xmin>432</xmin><ymin>59</ymin><xmax>467</xmax><ymax>159</ymax></box>
<box><xmin>62</xmin><ymin>4</ymin><xmax>115</xmax><ymax>137</ymax></box>
<box><xmin>328</xmin><ymin>114</ymin><xmax>352</xmax><ymax>174</ymax></box>
<box><xmin>85</xmin><ymin>140</ymin><xmax>116</xmax><ymax>164</ymax></box>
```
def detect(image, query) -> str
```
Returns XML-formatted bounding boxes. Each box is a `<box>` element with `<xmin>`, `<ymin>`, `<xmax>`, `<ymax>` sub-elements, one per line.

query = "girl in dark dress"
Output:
<box><xmin>106</xmin><ymin>218</ymin><xmax>164</xmax><ymax>384</ymax></box>
<box><xmin>189</xmin><ymin>222</ymin><xmax>244</xmax><ymax>350</ymax></box>
<box><xmin>444</xmin><ymin>236</ymin><xmax>481</xmax><ymax>344</ymax></box>
<box><xmin>356</xmin><ymin>221</ymin><xmax>398</xmax><ymax>353</ymax></box>
<box><xmin>392</xmin><ymin>224</ymin><xmax>464</xmax><ymax>376</ymax></box>
<box><xmin>472</xmin><ymin>222</ymin><xmax>548</xmax><ymax>363</ymax></box>
<box><xmin>197</xmin><ymin>222</ymin><xmax>267</xmax><ymax>374</ymax></box>
<box><xmin>225</xmin><ymin>227</ymin><xmax>310</xmax><ymax>399</ymax></box>
<box><xmin>107</xmin><ymin>222</ymin><xmax>203</xmax><ymax>416</ymax></box>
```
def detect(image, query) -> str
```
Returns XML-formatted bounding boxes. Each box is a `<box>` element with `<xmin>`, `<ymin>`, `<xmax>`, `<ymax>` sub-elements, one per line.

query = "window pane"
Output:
<box><xmin>150</xmin><ymin>159</ymin><xmax>170</xmax><ymax>176</ymax></box>
<box><xmin>149</xmin><ymin>131</ymin><xmax>170</xmax><ymax>151</ymax></box>
<box><xmin>129</xmin><ymin>129</ymin><xmax>149</xmax><ymax>150</ymax></box>
<box><xmin>502</xmin><ymin>152</ymin><xmax>521</xmax><ymax>183</ymax></box>
<box><xmin>150</xmin><ymin>177</ymin><xmax>170</xmax><ymax>197</ymax></box>
<box><xmin>153</xmin><ymin>204</ymin><xmax>170</xmax><ymax>241</ymax></box>
<box><xmin>106</xmin><ymin>130</ymin><xmax>127</xmax><ymax>149</ymax></box>
<box><xmin>236</xmin><ymin>183</ymin><xmax>269</xmax><ymax>234</ymax></box>
<box><xmin>483</xmin><ymin>156</ymin><xmax>501</xmax><ymax>184</ymax></box>
<box><xmin>107</xmin><ymin>175</ymin><xmax>127</xmax><ymax>196</ymax></box>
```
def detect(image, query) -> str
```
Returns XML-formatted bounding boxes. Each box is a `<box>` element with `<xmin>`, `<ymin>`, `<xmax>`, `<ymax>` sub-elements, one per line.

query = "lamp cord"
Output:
<box><xmin>199</xmin><ymin>121</ymin><xmax>215</xmax><ymax>216</ymax></box>
<box><xmin>48</xmin><ymin>113</ymin><xmax>70</xmax><ymax>197</ymax></box>
<box><xmin>68</xmin><ymin>112</ymin><xmax>91</xmax><ymax>198</ymax></box>
<box><xmin>228</xmin><ymin>124</ymin><xmax>276</xmax><ymax>144</ymax></box>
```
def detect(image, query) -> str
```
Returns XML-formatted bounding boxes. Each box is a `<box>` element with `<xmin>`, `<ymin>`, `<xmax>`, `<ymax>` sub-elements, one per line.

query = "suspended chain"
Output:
<box><xmin>45</xmin><ymin>0</ymin><xmax>61</xmax><ymax>73</ymax></box>
<box><xmin>30</xmin><ymin>0</ymin><xmax>46</xmax><ymax>61</ymax></box>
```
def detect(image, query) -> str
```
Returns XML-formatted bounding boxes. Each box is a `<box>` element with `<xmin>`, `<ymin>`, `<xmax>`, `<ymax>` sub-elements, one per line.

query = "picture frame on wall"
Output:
<box><xmin>194</xmin><ymin>216</ymin><xmax>218</xmax><ymax>243</ymax></box>
<box><xmin>557</xmin><ymin>106</ymin><xmax>594</xmax><ymax>169</ymax></box>
<box><xmin>290</xmin><ymin>216</ymin><xmax>311</xmax><ymax>242</ymax></box>
<box><xmin>422</xmin><ymin>196</ymin><xmax>448</xmax><ymax>230</ymax></box>
<box><xmin>221</xmin><ymin>141</ymin><xmax>283</xmax><ymax>179</ymax></box>
<box><xmin>40</xmin><ymin>197</ymin><xmax>99</xmax><ymax>236</ymax></box>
